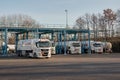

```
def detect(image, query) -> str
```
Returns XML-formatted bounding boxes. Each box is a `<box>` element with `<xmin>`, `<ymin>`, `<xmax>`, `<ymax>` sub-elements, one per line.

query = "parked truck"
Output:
<box><xmin>102</xmin><ymin>42</ymin><xmax>112</xmax><ymax>53</ymax></box>
<box><xmin>17</xmin><ymin>39</ymin><xmax>53</xmax><ymax>58</ymax></box>
<box><xmin>81</xmin><ymin>41</ymin><xmax>103</xmax><ymax>53</ymax></box>
<box><xmin>55</xmin><ymin>41</ymin><xmax>81</xmax><ymax>54</ymax></box>
<box><xmin>66</xmin><ymin>41</ymin><xmax>81</xmax><ymax>54</ymax></box>
<box><xmin>92</xmin><ymin>41</ymin><xmax>103</xmax><ymax>53</ymax></box>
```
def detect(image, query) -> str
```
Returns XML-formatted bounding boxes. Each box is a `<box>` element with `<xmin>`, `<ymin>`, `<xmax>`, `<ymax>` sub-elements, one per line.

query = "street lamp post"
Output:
<box><xmin>63</xmin><ymin>9</ymin><xmax>68</xmax><ymax>55</ymax></box>
<box><xmin>65</xmin><ymin>9</ymin><xmax>68</xmax><ymax>28</ymax></box>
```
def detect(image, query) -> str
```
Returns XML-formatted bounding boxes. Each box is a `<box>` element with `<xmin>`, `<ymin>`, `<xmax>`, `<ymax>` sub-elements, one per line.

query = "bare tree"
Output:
<box><xmin>76</xmin><ymin>17</ymin><xmax>86</xmax><ymax>40</ymax></box>
<box><xmin>103</xmin><ymin>9</ymin><xmax>116</xmax><ymax>37</ymax></box>
<box><xmin>116</xmin><ymin>9</ymin><xmax>120</xmax><ymax>23</ymax></box>
<box><xmin>91</xmin><ymin>14</ymin><xmax>99</xmax><ymax>40</ymax></box>
<box><xmin>98</xmin><ymin>15</ymin><xmax>107</xmax><ymax>37</ymax></box>
<box><xmin>76</xmin><ymin>13</ymin><xmax>92</xmax><ymax>30</ymax></box>
<box><xmin>115</xmin><ymin>9</ymin><xmax>120</xmax><ymax>36</ymax></box>
<box><xmin>0</xmin><ymin>14</ymin><xmax>42</xmax><ymax>44</ymax></box>
<box><xmin>84</xmin><ymin>13</ymin><xmax>92</xmax><ymax>29</ymax></box>
<box><xmin>76</xmin><ymin>17</ymin><xmax>86</xmax><ymax>29</ymax></box>
<box><xmin>0</xmin><ymin>14</ymin><xmax>41</xmax><ymax>28</ymax></box>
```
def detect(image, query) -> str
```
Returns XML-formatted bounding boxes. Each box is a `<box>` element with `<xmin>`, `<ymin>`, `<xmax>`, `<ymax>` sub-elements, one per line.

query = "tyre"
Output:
<box><xmin>33</xmin><ymin>53</ymin><xmax>37</xmax><ymax>58</ymax></box>
<box><xmin>67</xmin><ymin>50</ymin><xmax>71</xmax><ymax>54</ymax></box>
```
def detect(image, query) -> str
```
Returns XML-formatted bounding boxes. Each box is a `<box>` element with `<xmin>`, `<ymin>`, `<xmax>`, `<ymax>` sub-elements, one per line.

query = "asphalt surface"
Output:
<box><xmin>0</xmin><ymin>53</ymin><xmax>120</xmax><ymax>80</ymax></box>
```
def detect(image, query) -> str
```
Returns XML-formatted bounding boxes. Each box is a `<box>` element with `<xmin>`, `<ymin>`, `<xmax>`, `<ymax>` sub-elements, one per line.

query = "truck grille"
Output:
<box><xmin>41</xmin><ymin>49</ymin><xmax>49</xmax><ymax>56</ymax></box>
<box><xmin>41</xmin><ymin>49</ymin><xmax>49</xmax><ymax>51</ymax></box>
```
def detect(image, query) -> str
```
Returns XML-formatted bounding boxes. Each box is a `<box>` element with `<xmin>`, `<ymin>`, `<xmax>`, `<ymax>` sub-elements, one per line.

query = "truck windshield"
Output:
<box><xmin>36</xmin><ymin>41</ymin><xmax>50</xmax><ymax>47</ymax></box>
<box><xmin>72</xmin><ymin>43</ymin><xmax>80</xmax><ymax>47</ymax></box>
<box><xmin>93</xmin><ymin>43</ymin><xmax>102</xmax><ymax>47</ymax></box>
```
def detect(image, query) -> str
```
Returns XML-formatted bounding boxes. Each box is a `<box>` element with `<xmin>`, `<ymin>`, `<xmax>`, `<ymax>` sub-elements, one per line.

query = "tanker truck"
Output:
<box><xmin>17</xmin><ymin>39</ymin><xmax>53</xmax><ymax>58</ymax></box>
<box><xmin>103</xmin><ymin>42</ymin><xmax>112</xmax><ymax>53</ymax></box>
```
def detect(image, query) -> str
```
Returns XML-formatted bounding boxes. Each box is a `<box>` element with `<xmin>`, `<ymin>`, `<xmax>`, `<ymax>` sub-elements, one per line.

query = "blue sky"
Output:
<box><xmin>0</xmin><ymin>0</ymin><xmax>119</xmax><ymax>25</ymax></box>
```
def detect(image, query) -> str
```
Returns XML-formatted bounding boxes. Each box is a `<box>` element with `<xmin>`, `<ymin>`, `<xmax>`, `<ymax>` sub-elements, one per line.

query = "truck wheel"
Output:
<box><xmin>25</xmin><ymin>53</ymin><xmax>29</xmax><ymax>57</ymax></box>
<box><xmin>20</xmin><ymin>53</ymin><xmax>23</xmax><ymax>57</ymax></box>
<box><xmin>67</xmin><ymin>50</ymin><xmax>71</xmax><ymax>54</ymax></box>
<box><xmin>45</xmin><ymin>57</ymin><xmax>49</xmax><ymax>59</ymax></box>
<box><xmin>18</xmin><ymin>53</ymin><xmax>22</xmax><ymax>57</ymax></box>
<box><xmin>18</xmin><ymin>53</ymin><xmax>20</xmax><ymax>56</ymax></box>
<box><xmin>33</xmin><ymin>53</ymin><xmax>37</xmax><ymax>58</ymax></box>
<box><xmin>91</xmin><ymin>50</ymin><xmax>95</xmax><ymax>53</ymax></box>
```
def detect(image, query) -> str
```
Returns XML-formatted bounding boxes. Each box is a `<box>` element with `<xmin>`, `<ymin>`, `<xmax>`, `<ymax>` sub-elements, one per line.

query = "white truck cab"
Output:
<box><xmin>92</xmin><ymin>41</ymin><xmax>103</xmax><ymax>53</ymax></box>
<box><xmin>17</xmin><ymin>39</ymin><xmax>52</xmax><ymax>58</ymax></box>
<box><xmin>81</xmin><ymin>41</ymin><xmax>103</xmax><ymax>53</ymax></box>
<box><xmin>67</xmin><ymin>41</ymin><xmax>81</xmax><ymax>54</ymax></box>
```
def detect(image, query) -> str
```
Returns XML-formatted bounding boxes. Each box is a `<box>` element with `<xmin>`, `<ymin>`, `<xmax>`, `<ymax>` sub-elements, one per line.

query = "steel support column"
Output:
<box><xmin>64</xmin><ymin>30</ymin><xmax>66</xmax><ymax>55</ymax></box>
<box><xmin>4</xmin><ymin>28</ymin><xmax>8</xmax><ymax>55</ymax></box>
<box><xmin>57</xmin><ymin>32</ymin><xmax>60</xmax><ymax>54</ymax></box>
<box><xmin>23</xmin><ymin>34</ymin><xmax>25</xmax><ymax>40</ymax></box>
<box><xmin>88</xmin><ymin>30</ymin><xmax>91</xmax><ymax>54</ymax></box>
<box><xmin>36</xmin><ymin>28</ymin><xmax>39</xmax><ymax>39</ymax></box>
<box><xmin>15</xmin><ymin>34</ymin><xmax>18</xmax><ymax>53</ymax></box>
<box><xmin>39</xmin><ymin>34</ymin><xmax>41</xmax><ymax>38</ymax></box>
<box><xmin>81</xmin><ymin>33</ymin><xmax>84</xmax><ymax>54</ymax></box>
<box><xmin>26</xmin><ymin>32</ymin><xmax>29</xmax><ymax>39</ymax></box>
<box><xmin>60</xmin><ymin>31</ymin><xmax>62</xmax><ymax>54</ymax></box>
<box><xmin>74</xmin><ymin>33</ymin><xmax>77</xmax><ymax>41</ymax></box>
<box><xmin>51</xmin><ymin>32</ymin><xmax>54</xmax><ymax>40</ymax></box>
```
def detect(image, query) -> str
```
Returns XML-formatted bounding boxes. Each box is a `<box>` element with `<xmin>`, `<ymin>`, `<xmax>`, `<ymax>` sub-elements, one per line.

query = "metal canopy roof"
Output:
<box><xmin>0</xmin><ymin>27</ymin><xmax>89</xmax><ymax>34</ymax></box>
